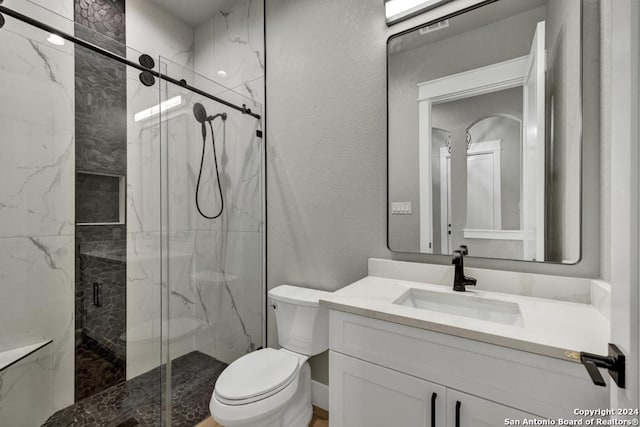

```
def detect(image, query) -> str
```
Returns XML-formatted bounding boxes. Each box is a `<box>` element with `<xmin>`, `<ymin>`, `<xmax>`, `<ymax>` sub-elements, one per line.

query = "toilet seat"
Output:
<box><xmin>214</xmin><ymin>348</ymin><xmax>300</xmax><ymax>405</ymax></box>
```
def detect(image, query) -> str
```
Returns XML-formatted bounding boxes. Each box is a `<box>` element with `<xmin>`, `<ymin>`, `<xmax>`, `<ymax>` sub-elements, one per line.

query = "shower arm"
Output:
<box><xmin>0</xmin><ymin>3</ymin><xmax>261</xmax><ymax>121</ymax></box>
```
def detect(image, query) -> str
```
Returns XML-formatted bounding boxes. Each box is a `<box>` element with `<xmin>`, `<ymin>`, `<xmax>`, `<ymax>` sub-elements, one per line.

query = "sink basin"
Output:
<box><xmin>393</xmin><ymin>288</ymin><xmax>524</xmax><ymax>326</ymax></box>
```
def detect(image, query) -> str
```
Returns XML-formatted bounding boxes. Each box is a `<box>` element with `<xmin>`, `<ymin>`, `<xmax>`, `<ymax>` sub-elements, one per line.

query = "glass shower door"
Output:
<box><xmin>0</xmin><ymin>1</ymin><xmax>167</xmax><ymax>425</ymax></box>
<box><xmin>158</xmin><ymin>56</ymin><xmax>265</xmax><ymax>425</ymax></box>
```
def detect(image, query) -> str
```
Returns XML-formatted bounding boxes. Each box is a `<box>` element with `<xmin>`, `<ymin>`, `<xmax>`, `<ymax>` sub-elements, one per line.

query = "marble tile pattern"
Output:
<box><xmin>0</xmin><ymin>2</ymin><xmax>76</xmax><ymax>412</ymax></box>
<box><xmin>125</xmin><ymin>0</ymin><xmax>195</xmax><ymax>377</ymax></box>
<box><xmin>125</xmin><ymin>0</ymin><xmax>194</xmax><ymax>69</ymax></box>
<box><xmin>193</xmin><ymin>0</ymin><xmax>265</xmax><ymax>103</ymax></box>
<box><xmin>44</xmin><ymin>351</ymin><xmax>227</xmax><ymax>427</ymax></box>
<box><xmin>29</xmin><ymin>0</ymin><xmax>75</xmax><ymax>23</ymax></box>
<box><xmin>0</xmin><ymin>237</ymin><xmax>75</xmax><ymax>410</ymax></box>
<box><xmin>0</xmin><ymin>343</ymin><xmax>54</xmax><ymax>426</ymax></box>
<box><xmin>0</xmin><ymin>340</ymin><xmax>51</xmax><ymax>370</ymax></box>
<box><xmin>157</xmin><ymin>83</ymin><xmax>264</xmax><ymax>364</ymax></box>
<box><xmin>125</xmin><ymin>0</ymin><xmax>265</xmax><ymax>377</ymax></box>
<box><xmin>0</xmin><ymin>21</ymin><xmax>75</xmax><ymax>238</ymax></box>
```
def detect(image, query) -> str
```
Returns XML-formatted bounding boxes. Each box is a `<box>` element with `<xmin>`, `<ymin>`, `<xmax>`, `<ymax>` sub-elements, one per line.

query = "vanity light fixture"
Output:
<box><xmin>47</xmin><ymin>33</ymin><xmax>64</xmax><ymax>45</ymax></box>
<box><xmin>134</xmin><ymin>95</ymin><xmax>183</xmax><ymax>122</ymax></box>
<box><xmin>385</xmin><ymin>0</ymin><xmax>453</xmax><ymax>26</ymax></box>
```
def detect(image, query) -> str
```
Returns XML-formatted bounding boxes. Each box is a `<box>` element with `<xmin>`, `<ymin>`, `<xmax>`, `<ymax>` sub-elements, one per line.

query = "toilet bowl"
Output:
<box><xmin>210</xmin><ymin>285</ymin><xmax>331</xmax><ymax>427</ymax></box>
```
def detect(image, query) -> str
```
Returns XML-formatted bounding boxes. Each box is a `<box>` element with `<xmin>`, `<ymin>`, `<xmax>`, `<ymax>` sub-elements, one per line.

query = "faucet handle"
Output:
<box><xmin>452</xmin><ymin>250</ymin><xmax>462</xmax><ymax>265</ymax></box>
<box><xmin>459</xmin><ymin>245</ymin><xmax>469</xmax><ymax>255</ymax></box>
<box><xmin>464</xmin><ymin>276</ymin><xmax>477</xmax><ymax>287</ymax></box>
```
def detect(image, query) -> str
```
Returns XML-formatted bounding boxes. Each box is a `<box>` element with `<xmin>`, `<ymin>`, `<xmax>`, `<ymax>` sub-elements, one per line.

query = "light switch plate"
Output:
<box><xmin>391</xmin><ymin>202</ymin><xmax>412</xmax><ymax>215</ymax></box>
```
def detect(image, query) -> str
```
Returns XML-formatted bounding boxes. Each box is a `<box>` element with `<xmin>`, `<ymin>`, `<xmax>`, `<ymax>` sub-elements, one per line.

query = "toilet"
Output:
<box><xmin>210</xmin><ymin>285</ymin><xmax>331</xmax><ymax>427</ymax></box>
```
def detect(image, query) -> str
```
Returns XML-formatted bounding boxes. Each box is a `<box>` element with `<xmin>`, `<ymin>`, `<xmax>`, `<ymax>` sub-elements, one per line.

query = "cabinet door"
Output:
<box><xmin>446</xmin><ymin>389</ymin><xmax>543</xmax><ymax>427</ymax></box>
<box><xmin>330</xmin><ymin>351</ymin><xmax>446</xmax><ymax>427</ymax></box>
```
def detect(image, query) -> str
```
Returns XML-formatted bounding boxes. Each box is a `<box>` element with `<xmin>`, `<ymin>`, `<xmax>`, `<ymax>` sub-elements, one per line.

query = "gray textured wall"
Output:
<box><xmin>265</xmin><ymin>0</ymin><xmax>390</xmax><ymax>382</ymax></box>
<box><xmin>265</xmin><ymin>0</ymin><xmax>603</xmax><ymax>385</ymax></box>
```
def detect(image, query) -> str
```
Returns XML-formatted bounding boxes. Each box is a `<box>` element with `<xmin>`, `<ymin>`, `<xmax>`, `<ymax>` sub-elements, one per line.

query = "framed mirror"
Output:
<box><xmin>387</xmin><ymin>0</ymin><xmax>582</xmax><ymax>263</ymax></box>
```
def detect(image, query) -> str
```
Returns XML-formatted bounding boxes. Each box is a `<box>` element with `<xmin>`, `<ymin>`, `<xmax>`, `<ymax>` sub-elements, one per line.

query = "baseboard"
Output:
<box><xmin>311</xmin><ymin>380</ymin><xmax>329</xmax><ymax>411</ymax></box>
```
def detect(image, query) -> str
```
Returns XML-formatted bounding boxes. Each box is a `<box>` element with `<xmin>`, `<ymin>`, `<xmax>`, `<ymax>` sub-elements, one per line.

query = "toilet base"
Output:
<box><xmin>211</xmin><ymin>362</ymin><xmax>312</xmax><ymax>427</ymax></box>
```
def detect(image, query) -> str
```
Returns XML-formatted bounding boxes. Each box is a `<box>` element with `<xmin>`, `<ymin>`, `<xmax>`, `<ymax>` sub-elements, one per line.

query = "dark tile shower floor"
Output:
<box><xmin>75</xmin><ymin>335</ymin><xmax>126</xmax><ymax>401</ymax></box>
<box><xmin>44</xmin><ymin>351</ymin><xmax>227</xmax><ymax>427</ymax></box>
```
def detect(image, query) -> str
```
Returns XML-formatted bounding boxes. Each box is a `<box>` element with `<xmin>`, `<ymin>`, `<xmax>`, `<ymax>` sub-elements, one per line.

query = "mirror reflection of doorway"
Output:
<box><xmin>423</xmin><ymin>21</ymin><xmax>545</xmax><ymax>261</ymax></box>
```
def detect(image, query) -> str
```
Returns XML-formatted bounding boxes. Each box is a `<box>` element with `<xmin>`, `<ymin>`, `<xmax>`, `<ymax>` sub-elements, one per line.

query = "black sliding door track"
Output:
<box><xmin>0</xmin><ymin>4</ymin><xmax>261</xmax><ymax>120</ymax></box>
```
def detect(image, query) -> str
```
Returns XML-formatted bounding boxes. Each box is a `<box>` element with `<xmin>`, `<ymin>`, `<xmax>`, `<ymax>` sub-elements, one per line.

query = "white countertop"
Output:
<box><xmin>320</xmin><ymin>276</ymin><xmax>610</xmax><ymax>362</ymax></box>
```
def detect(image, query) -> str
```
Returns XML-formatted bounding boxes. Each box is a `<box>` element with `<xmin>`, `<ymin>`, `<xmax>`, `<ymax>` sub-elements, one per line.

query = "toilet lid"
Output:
<box><xmin>215</xmin><ymin>348</ymin><xmax>299</xmax><ymax>403</ymax></box>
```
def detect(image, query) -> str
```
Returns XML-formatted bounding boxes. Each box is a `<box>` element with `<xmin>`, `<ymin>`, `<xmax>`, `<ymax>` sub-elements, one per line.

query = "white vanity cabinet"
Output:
<box><xmin>330</xmin><ymin>351</ymin><xmax>446</xmax><ymax>427</ymax></box>
<box><xmin>328</xmin><ymin>310</ymin><xmax>609</xmax><ymax>427</ymax></box>
<box><xmin>330</xmin><ymin>351</ymin><xmax>541</xmax><ymax>427</ymax></box>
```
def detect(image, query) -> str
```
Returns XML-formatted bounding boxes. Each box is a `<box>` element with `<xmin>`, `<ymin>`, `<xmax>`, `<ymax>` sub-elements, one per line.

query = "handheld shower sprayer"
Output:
<box><xmin>193</xmin><ymin>103</ymin><xmax>228</xmax><ymax>123</ymax></box>
<box><xmin>192</xmin><ymin>103</ymin><xmax>227</xmax><ymax>220</ymax></box>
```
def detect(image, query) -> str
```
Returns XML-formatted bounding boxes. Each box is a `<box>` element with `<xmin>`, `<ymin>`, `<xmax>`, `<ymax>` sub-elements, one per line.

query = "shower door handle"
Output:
<box><xmin>93</xmin><ymin>282</ymin><xmax>102</xmax><ymax>307</ymax></box>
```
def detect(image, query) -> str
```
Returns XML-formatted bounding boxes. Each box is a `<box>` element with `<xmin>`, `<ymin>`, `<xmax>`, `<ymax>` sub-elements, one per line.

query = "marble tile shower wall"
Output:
<box><xmin>0</xmin><ymin>344</ymin><xmax>55</xmax><ymax>426</ymax></box>
<box><xmin>74</xmin><ymin>0</ymin><xmax>128</xmax><ymax>400</ymax></box>
<box><xmin>126</xmin><ymin>0</ymin><xmax>264</xmax><ymax>377</ymax></box>
<box><xmin>125</xmin><ymin>0</ymin><xmax>196</xmax><ymax>378</ymax></box>
<box><xmin>0</xmin><ymin>5</ymin><xmax>264</xmax><ymax>424</ymax></box>
<box><xmin>160</xmin><ymin>101</ymin><xmax>264</xmax><ymax>363</ymax></box>
<box><xmin>125</xmin><ymin>74</ymin><xmax>264</xmax><ymax>374</ymax></box>
<box><xmin>173</xmin><ymin>0</ymin><xmax>265</xmax><ymax>365</ymax></box>
<box><xmin>0</xmin><ymin>0</ymin><xmax>75</xmax><ymax>416</ymax></box>
<box><xmin>190</xmin><ymin>0</ymin><xmax>265</xmax><ymax>365</ymax></box>
<box><xmin>194</xmin><ymin>0</ymin><xmax>265</xmax><ymax>106</ymax></box>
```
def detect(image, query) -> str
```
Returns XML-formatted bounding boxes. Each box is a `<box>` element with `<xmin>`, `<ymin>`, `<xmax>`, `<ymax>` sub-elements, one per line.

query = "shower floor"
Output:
<box><xmin>44</xmin><ymin>351</ymin><xmax>227</xmax><ymax>427</ymax></box>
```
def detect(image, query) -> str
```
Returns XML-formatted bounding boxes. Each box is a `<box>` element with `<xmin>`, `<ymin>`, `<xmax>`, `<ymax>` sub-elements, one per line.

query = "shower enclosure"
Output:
<box><xmin>0</xmin><ymin>1</ymin><xmax>265</xmax><ymax>425</ymax></box>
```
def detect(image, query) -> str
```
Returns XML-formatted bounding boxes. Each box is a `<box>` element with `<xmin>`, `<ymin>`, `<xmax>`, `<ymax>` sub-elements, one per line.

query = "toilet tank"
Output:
<box><xmin>268</xmin><ymin>285</ymin><xmax>332</xmax><ymax>356</ymax></box>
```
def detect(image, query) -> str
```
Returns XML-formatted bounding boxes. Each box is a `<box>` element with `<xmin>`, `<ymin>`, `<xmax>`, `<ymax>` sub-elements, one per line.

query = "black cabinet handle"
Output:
<box><xmin>455</xmin><ymin>400</ymin><xmax>461</xmax><ymax>427</ymax></box>
<box><xmin>430</xmin><ymin>392</ymin><xmax>437</xmax><ymax>427</ymax></box>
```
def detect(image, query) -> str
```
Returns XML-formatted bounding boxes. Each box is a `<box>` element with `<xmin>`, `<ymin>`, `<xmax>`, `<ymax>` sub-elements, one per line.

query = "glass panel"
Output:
<box><xmin>0</xmin><ymin>4</ymin><xmax>76</xmax><ymax>425</ymax></box>
<box><xmin>158</xmin><ymin>56</ymin><xmax>264</xmax><ymax>425</ymax></box>
<box><xmin>0</xmin><ymin>2</ymin><xmax>166</xmax><ymax>425</ymax></box>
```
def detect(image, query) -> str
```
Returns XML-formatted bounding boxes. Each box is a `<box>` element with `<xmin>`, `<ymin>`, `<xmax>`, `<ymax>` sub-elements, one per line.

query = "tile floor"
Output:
<box><xmin>44</xmin><ymin>351</ymin><xmax>227</xmax><ymax>426</ymax></box>
<box><xmin>74</xmin><ymin>334</ymin><xmax>126</xmax><ymax>401</ymax></box>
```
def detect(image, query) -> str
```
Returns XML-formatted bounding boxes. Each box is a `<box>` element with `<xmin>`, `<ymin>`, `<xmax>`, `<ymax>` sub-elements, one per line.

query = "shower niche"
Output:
<box><xmin>76</xmin><ymin>172</ymin><xmax>125</xmax><ymax>225</ymax></box>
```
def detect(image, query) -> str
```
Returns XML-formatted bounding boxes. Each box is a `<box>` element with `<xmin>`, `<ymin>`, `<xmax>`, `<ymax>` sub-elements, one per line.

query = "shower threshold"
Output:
<box><xmin>43</xmin><ymin>351</ymin><xmax>227</xmax><ymax>427</ymax></box>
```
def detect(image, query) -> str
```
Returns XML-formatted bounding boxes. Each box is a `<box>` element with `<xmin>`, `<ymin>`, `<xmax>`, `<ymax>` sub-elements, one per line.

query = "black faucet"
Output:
<box><xmin>452</xmin><ymin>245</ymin><xmax>476</xmax><ymax>292</ymax></box>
